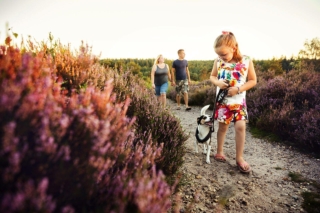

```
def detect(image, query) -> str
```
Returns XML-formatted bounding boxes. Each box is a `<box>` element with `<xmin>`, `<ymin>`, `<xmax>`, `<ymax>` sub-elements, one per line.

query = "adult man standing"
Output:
<box><xmin>171</xmin><ymin>49</ymin><xmax>192</xmax><ymax>111</ymax></box>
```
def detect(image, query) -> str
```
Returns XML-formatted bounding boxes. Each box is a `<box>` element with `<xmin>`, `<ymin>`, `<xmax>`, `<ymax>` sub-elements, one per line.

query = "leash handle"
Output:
<box><xmin>211</xmin><ymin>80</ymin><xmax>230</xmax><ymax>132</ymax></box>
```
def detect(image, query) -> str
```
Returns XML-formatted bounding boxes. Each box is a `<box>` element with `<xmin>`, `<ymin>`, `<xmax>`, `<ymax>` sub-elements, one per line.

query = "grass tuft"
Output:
<box><xmin>288</xmin><ymin>172</ymin><xmax>320</xmax><ymax>213</ymax></box>
<box><xmin>288</xmin><ymin>172</ymin><xmax>307</xmax><ymax>183</ymax></box>
<box><xmin>248</xmin><ymin>126</ymin><xmax>280</xmax><ymax>142</ymax></box>
<box><xmin>301</xmin><ymin>192</ymin><xmax>320</xmax><ymax>213</ymax></box>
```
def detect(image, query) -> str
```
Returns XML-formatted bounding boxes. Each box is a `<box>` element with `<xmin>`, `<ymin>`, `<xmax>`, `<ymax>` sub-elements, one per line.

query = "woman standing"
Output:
<box><xmin>151</xmin><ymin>54</ymin><xmax>172</xmax><ymax>109</ymax></box>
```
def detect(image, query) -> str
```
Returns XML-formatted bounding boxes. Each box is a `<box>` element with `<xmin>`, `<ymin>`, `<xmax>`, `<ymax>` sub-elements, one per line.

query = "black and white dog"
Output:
<box><xmin>194</xmin><ymin>105</ymin><xmax>213</xmax><ymax>164</ymax></box>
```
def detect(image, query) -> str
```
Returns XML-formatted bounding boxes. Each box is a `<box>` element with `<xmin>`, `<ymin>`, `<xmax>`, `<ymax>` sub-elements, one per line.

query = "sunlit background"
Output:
<box><xmin>1</xmin><ymin>0</ymin><xmax>320</xmax><ymax>60</ymax></box>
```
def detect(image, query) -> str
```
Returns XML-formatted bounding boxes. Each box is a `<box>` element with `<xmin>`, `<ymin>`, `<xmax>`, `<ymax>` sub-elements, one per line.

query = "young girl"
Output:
<box><xmin>210</xmin><ymin>31</ymin><xmax>257</xmax><ymax>173</ymax></box>
<box><xmin>151</xmin><ymin>54</ymin><xmax>172</xmax><ymax>108</ymax></box>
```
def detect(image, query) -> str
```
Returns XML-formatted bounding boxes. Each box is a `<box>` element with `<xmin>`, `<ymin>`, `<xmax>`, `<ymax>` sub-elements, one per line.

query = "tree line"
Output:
<box><xmin>100</xmin><ymin>37</ymin><xmax>320</xmax><ymax>83</ymax></box>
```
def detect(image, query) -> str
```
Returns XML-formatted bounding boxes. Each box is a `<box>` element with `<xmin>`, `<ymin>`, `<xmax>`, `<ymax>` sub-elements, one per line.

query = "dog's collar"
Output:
<box><xmin>195</xmin><ymin>127</ymin><xmax>212</xmax><ymax>143</ymax></box>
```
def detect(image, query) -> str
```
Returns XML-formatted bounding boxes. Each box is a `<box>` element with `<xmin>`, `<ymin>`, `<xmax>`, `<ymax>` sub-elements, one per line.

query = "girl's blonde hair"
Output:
<box><xmin>214</xmin><ymin>32</ymin><xmax>242</xmax><ymax>62</ymax></box>
<box><xmin>154</xmin><ymin>54</ymin><xmax>163</xmax><ymax>65</ymax></box>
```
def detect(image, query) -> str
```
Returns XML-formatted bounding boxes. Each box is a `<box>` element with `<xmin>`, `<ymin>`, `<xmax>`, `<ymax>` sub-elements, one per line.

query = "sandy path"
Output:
<box><xmin>166</xmin><ymin>99</ymin><xmax>320</xmax><ymax>213</ymax></box>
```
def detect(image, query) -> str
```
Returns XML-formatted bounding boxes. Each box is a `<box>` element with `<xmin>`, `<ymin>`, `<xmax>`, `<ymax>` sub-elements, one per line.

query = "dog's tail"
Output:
<box><xmin>200</xmin><ymin>105</ymin><xmax>210</xmax><ymax>116</ymax></box>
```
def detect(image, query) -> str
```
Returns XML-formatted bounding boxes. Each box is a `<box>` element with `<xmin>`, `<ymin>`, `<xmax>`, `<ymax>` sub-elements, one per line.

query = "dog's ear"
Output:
<box><xmin>197</xmin><ymin>115</ymin><xmax>205</xmax><ymax>125</ymax></box>
<box><xmin>197</xmin><ymin>116</ymin><xmax>203</xmax><ymax>125</ymax></box>
<box><xmin>200</xmin><ymin>118</ymin><xmax>206</xmax><ymax>125</ymax></box>
<box><xmin>197</xmin><ymin>116</ymin><xmax>201</xmax><ymax>124</ymax></box>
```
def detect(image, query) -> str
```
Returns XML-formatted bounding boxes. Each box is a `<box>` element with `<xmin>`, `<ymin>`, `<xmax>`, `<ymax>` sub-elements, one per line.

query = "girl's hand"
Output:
<box><xmin>227</xmin><ymin>87</ymin><xmax>238</xmax><ymax>96</ymax></box>
<box><xmin>152</xmin><ymin>83</ymin><xmax>155</xmax><ymax>89</ymax></box>
<box><xmin>217</xmin><ymin>80</ymin><xmax>229</xmax><ymax>89</ymax></box>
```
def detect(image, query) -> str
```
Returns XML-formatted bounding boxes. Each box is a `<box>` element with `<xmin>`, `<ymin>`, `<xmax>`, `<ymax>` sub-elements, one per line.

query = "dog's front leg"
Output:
<box><xmin>203</xmin><ymin>144</ymin><xmax>207</xmax><ymax>154</ymax></box>
<box><xmin>194</xmin><ymin>140</ymin><xmax>199</xmax><ymax>153</ymax></box>
<box><xmin>206</xmin><ymin>144</ymin><xmax>211</xmax><ymax>164</ymax></box>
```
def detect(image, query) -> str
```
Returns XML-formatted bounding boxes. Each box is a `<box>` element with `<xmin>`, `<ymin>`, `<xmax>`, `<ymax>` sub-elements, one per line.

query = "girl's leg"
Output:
<box><xmin>234</xmin><ymin>120</ymin><xmax>250</xmax><ymax>170</ymax></box>
<box><xmin>216</xmin><ymin>122</ymin><xmax>229</xmax><ymax>156</ymax></box>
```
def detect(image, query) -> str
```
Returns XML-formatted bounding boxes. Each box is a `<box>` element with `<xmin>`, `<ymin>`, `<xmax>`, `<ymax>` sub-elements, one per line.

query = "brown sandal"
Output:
<box><xmin>214</xmin><ymin>154</ymin><xmax>226</xmax><ymax>162</ymax></box>
<box><xmin>236</xmin><ymin>161</ymin><xmax>251</xmax><ymax>173</ymax></box>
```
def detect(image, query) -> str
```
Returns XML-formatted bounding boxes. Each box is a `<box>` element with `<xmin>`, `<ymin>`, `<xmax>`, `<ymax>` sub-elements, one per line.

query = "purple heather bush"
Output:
<box><xmin>104</xmin><ymin>69</ymin><xmax>189</xmax><ymax>179</ymax></box>
<box><xmin>0</xmin><ymin>37</ymin><xmax>184</xmax><ymax>212</ymax></box>
<box><xmin>247</xmin><ymin>66</ymin><xmax>320</xmax><ymax>151</ymax></box>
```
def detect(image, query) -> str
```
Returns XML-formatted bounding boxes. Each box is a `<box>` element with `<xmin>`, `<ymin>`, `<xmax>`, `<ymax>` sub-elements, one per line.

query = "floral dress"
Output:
<box><xmin>215</xmin><ymin>55</ymin><xmax>251</xmax><ymax>124</ymax></box>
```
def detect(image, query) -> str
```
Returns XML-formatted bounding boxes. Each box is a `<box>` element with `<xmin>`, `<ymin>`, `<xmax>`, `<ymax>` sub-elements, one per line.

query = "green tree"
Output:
<box><xmin>299</xmin><ymin>37</ymin><xmax>320</xmax><ymax>60</ymax></box>
<box><xmin>115</xmin><ymin>60</ymin><xmax>125</xmax><ymax>72</ymax></box>
<box><xmin>199</xmin><ymin>68</ymin><xmax>210</xmax><ymax>81</ymax></box>
<box><xmin>190</xmin><ymin>72</ymin><xmax>198</xmax><ymax>81</ymax></box>
<box><xmin>127</xmin><ymin>61</ymin><xmax>142</xmax><ymax>77</ymax></box>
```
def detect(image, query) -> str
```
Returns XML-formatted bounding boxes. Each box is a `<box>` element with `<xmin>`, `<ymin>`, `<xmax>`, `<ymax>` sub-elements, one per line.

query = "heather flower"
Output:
<box><xmin>62</xmin><ymin>205</ymin><xmax>75</xmax><ymax>213</ymax></box>
<box><xmin>247</xmin><ymin>67</ymin><xmax>320</xmax><ymax>151</ymax></box>
<box><xmin>0</xmin><ymin>35</ymin><xmax>185</xmax><ymax>212</ymax></box>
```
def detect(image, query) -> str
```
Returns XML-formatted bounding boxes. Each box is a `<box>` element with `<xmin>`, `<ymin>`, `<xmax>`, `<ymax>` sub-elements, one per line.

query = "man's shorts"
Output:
<box><xmin>214</xmin><ymin>104</ymin><xmax>248</xmax><ymax>124</ymax></box>
<box><xmin>175</xmin><ymin>79</ymin><xmax>189</xmax><ymax>95</ymax></box>
<box><xmin>155</xmin><ymin>82</ymin><xmax>168</xmax><ymax>96</ymax></box>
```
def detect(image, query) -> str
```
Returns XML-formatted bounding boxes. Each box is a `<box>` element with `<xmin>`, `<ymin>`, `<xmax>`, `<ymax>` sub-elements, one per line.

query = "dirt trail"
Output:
<box><xmin>166</xmin><ymin>99</ymin><xmax>320</xmax><ymax>213</ymax></box>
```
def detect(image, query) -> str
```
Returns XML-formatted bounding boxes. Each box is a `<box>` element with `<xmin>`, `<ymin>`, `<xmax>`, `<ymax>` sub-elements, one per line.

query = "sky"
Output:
<box><xmin>0</xmin><ymin>0</ymin><xmax>320</xmax><ymax>60</ymax></box>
